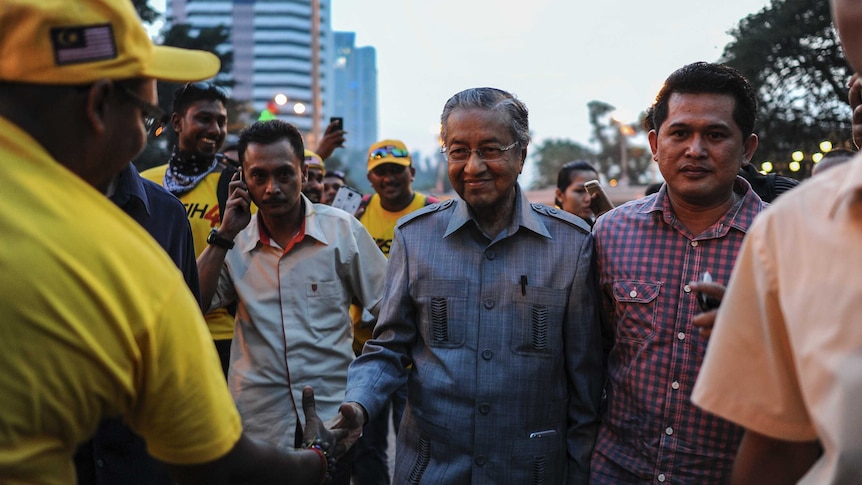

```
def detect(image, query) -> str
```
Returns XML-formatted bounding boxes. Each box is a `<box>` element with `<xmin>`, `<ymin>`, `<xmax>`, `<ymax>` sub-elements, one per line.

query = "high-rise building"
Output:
<box><xmin>331</xmin><ymin>31</ymin><xmax>378</xmax><ymax>154</ymax></box>
<box><xmin>166</xmin><ymin>0</ymin><xmax>333</xmax><ymax>140</ymax></box>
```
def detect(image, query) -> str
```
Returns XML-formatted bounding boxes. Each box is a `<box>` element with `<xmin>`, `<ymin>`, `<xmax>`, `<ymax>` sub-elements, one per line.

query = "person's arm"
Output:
<box><xmin>169</xmin><ymin>387</ymin><xmax>347</xmax><ymax>485</ymax></box>
<box><xmin>314</xmin><ymin>119</ymin><xmax>346</xmax><ymax>160</ymax></box>
<box><xmin>731</xmin><ymin>430</ymin><xmax>821</xmax><ymax>485</ymax></box>
<box><xmin>564</xmin><ymin>233</ymin><xmax>605</xmax><ymax>483</ymax></box>
<box><xmin>197</xmin><ymin>173</ymin><xmax>251</xmax><ymax>310</ymax></box>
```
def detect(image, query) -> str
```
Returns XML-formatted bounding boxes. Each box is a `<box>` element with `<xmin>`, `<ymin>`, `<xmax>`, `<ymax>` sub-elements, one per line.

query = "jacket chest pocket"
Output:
<box><xmin>611</xmin><ymin>280</ymin><xmax>661</xmax><ymax>343</ymax></box>
<box><xmin>511</xmin><ymin>285</ymin><xmax>567</xmax><ymax>357</ymax></box>
<box><xmin>413</xmin><ymin>279</ymin><xmax>468</xmax><ymax>348</ymax></box>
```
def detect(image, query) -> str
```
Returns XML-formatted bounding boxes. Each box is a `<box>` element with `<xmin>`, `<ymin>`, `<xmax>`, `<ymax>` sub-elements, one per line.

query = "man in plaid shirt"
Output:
<box><xmin>589</xmin><ymin>62</ymin><xmax>768</xmax><ymax>484</ymax></box>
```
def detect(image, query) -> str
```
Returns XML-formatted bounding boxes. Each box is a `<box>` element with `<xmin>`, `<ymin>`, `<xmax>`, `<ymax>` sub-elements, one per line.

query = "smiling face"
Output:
<box><xmin>445</xmin><ymin>108</ymin><xmax>525</xmax><ymax>215</ymax></box>
<box><xmin>244</xmin><ymin>139</ymin><xmax>305</xmax><ymax>220</ymax></box>
<box><xmin>173</xmin><ymin>98</ymin><xmax>227</xmax><ymax>159</ymax></box>
<box><xmin>367</xmin><ymin>163</ymin><xmax>415</xmax><ymax>210</ymax></box>
<box><xmin>649</xmin><ymin>92</ymin><xmax>757</xmax><ymax>208</ymax></box>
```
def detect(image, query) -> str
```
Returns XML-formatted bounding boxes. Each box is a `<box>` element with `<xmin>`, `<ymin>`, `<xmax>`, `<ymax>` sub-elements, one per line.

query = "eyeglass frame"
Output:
<box><xmin>115</xmin><ymin>85</ymin><xmax>167</xmax><ymax>136</ymax></box>
<box><xmin>441</xmin><ymin>141</ymin><xmax>519</xmax><ymax>163</ymax></box>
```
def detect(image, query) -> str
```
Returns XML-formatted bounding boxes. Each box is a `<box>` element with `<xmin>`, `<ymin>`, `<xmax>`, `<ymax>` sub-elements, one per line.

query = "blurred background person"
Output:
<box><xmin>323</xmin><ymin>169</ymin><xmax>346</xmax><ymax>205</ymax></box>
<box><xmin>302</xmin><ymin>149</ymin><xmax>326</xmax><ymax>203</ymax></box>
<box><xmin>555</xmin><ymin>159</ymin><xmax>600</xmax><ymax>226</ymax></box>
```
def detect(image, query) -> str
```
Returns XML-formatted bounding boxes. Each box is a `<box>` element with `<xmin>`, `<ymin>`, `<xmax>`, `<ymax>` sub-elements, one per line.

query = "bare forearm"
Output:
<box><xmin>196</xmin><ymin>244</ymin><xmax>228</xmax><ymax>311</ymax></box>
<box><xmin>731</xmin><ymin>430</ymin><xmax>821</xmax><ymax>485</ymax></box>
<box><xmin>169</xmin><ymin>434</ymin><xmax>323</xmax><ymax>485</ymax></box>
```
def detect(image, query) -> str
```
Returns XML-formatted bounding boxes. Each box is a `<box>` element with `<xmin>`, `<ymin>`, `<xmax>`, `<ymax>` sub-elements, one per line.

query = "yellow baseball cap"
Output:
<box><xmin>367</xmin><ymin>139</ymin><xmax>411</xmax><ymax>173</ymax></box>
<box><xmin>304</xmin><ymin>150</ymin><xmax>325</xmax><ymax>174</ymax></box>
<box><xmin>0</xmin><ymin>0</ymin><xmax>220</xmax><ymax>85</ymax></box>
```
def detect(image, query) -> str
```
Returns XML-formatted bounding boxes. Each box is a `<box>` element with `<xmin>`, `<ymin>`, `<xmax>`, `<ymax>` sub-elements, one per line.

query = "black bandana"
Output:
<box><xmin>162</xmin><ymin>148</ymin><xmax>219</xmax><ymax>196</ymax></box>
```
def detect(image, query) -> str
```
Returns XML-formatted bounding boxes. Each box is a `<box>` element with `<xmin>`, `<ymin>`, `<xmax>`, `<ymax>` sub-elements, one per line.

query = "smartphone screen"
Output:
<box><xmin>329</xmin><ymin>116</ymin><xmax>343</xmax><ymax>131</ymax></box>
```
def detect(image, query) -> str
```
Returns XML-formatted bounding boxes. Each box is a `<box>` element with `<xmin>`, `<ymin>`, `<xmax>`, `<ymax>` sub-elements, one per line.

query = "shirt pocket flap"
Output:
<box><xmin>612</xmin><ymin>280</ymin><xmax>660</xmax><ymax>304</ymax></box>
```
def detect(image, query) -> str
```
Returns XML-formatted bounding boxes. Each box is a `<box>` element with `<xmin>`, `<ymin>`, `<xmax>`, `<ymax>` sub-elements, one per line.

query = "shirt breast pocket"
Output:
<box><xmin>612</xmin><ymin>280</ymin><xmax>661</xmax><ymax>343</ymax></box>
<box><xmin>511</xmin><ymin>285</ymin><xmax>567</xmax><ymax>357</ymax></box>
<box><xmin>305</xmin><ymin>280</ymin><xmax>344</xmax><ymax>330</ymax></box>
<box><xmin>413</xmin><ymin>279</ymin><xmax>467</xmax><ymax>348</ymax></box>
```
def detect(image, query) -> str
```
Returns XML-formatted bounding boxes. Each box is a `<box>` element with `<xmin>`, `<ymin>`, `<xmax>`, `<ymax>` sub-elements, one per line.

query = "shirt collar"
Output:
<box><xmin>828</xmin><ymin>153</ymin><xmax>862</xmax><ymax>217</ymax></box>
<box><xmin>239</xmin><ymin>194</ymin><xmax>323</xmax><ymax>253</ymax></box>
<box><xmin>444</xmin><ymin>183</ymin><xmax>551</xmax><ymax>240</ymax></box>
<box><xmin>109</xmin><ymin>163</ymin><xmax>150</xmax><ymax>217</ymax></box>
<box><xmin>639</xmin><ymin>175</ymin><xmax>765</xmax><ymax>237</ymax></box>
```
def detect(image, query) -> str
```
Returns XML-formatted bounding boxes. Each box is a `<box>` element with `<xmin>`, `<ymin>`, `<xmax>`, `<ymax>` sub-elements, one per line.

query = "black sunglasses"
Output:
<box><xmin>115</xmin><ymin>85</ymin><xmax>167</xmax><ymax>136</ymax></box>
<box><xmin>177</xmin><ymin>81</ymin><xmax>229</xmax><ymax>100</ymax></box>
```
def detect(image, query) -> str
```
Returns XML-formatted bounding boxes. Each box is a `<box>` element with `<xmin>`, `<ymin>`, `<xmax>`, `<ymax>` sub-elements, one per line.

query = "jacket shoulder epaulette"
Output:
<box><xmin>397</xmin><ymin>198</ymin><xmax>454</xmax><ymax>228</ymax></box>
<box><xmin>529</xmin><ymin>202</ymin><xmax>591</xmax><ymax>234</ymax></box>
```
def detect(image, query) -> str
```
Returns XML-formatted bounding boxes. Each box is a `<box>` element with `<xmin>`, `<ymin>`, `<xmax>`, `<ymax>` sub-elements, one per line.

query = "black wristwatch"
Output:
<box><xmin>207</xmin><ymin>229</ymin><xmax>235</xmax><ymax>250</ymax></box>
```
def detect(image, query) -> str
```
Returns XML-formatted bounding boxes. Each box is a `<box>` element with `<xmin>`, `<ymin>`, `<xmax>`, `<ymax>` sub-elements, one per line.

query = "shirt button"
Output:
<box><xmin>691</xmin><ymin>241</ymin><xmax>699</xmax><ymax>247</ymax></box>
<box><xmin>658</xmin><ymin>473</ymin><xmax>666</xmax><ymax>482</ymax></box>
<box><xmin>672</xmin><ymin>381</ymin><xmax>680</xmax><ymax>390</ymax></box>
<box><xmin>666</xmin><ymin>427</ymin><xmax>674</xmax><ymax>436</ymax></box>
<box><xmin>677</xmin><ymin>332</ymin><xmax>685</xmax><ymax>340</ymax></box>
<box><xmin>629</xmin><ymin>289</ymin><xmax>638</xmax><ymax>298</ymax></box>
<box><xmin>475</xmin><ymin>455</ymin><xmax>487</xmax><ymax>466</ymax></box>
<box><xmin>482</xmin><ymin>349</ymin><xmax>493</xmax><ymax>360</ymax></box>
<box><xmin>479</xmin><ymin>403</ymin><xmax>491</xmax><ymax>414</ymax></box>
<box><xmin>483</xmin><ymin>298</ymin><xmax>495</xmax><ymax>309</ymax></box>
<box><xmin>683</xmin><ymin>284</ymin><xmax>691</xmax><ymax>293</ymax></box>
<box><xmin>485</xmin><ymin>250</ymin><xmax>496</xmax><ymax>260</ymax></box>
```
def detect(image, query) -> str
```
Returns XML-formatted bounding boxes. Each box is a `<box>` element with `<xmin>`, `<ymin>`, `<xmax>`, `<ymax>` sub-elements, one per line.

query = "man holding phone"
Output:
<box><xmin>589</xmin><ymin>62</ymin><xmax>768</xmax><ymax>484</ymax></box>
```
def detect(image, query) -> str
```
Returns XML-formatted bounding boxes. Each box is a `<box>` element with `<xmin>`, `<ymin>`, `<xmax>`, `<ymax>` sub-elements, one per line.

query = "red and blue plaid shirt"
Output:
<box><xmin>590</xmin><ymin>178</ymin><xmax>766</xmax><ymax>484</ymax></box>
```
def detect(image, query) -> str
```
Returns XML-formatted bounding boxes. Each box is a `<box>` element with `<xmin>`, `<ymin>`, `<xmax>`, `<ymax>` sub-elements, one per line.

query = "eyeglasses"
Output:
<box><xmin>177</xmin><ymin>81</ymin><xmax>229</xmax><ymax>100</ymax></box>
<box><xmin>116</xmin><ymin>85</ymin><xmax>167</xmax><ymax>136</ymax></box>
<box><xmin>369</xmin><ymin>145</ymin><xmax>410</xmax><ymax>160</ymax></box>
<box><xmin>442</xmin><ymin>141</ymin><xmax>519</xmax><ymax>163</ymax></box>
<box><xmin>370</xmin><ymin>164</ymin><xmax>407</xmax><ymax>177</ymax></box>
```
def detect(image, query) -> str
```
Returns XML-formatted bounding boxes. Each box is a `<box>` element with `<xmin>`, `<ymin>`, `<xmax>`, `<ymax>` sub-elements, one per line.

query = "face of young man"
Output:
<box><xmin>244</xmin><ymin>139</ymin><xmax>305</xmax><ymax>220</ymax></box>
<box><xmin>173</xmin><ymin>99</ymin><xmax>227</xmax><ymax>159</ymax></box>
<box><xmin>367</xmin><ymin>163</ymin><xmax>414</xmax><ymax>207</ymax></box>
<box><xmin>649</xmin><ymin>92</ymin><xmax>757</xmax><ymax>208</ymax></box>
<box><xmin>322</xmin><ymin>175</ymin><xmax>343</xmax><ymax>205</ymax></box>
<box><xmin>444</xmin><ymin>108</ymin><xmax>525</xmax><ymax>214</ymax></box>
<box><xmin>302</xmin><ymin>167</ymin><xmax>324</xmax><ymax>203</ymax></box>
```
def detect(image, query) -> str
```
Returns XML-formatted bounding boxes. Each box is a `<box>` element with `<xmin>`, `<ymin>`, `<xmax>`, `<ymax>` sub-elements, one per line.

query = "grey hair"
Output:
<box><xmin>440</xmin><ymin>87</ymin><xmax>531</xmax><ymax>148</ymax></box>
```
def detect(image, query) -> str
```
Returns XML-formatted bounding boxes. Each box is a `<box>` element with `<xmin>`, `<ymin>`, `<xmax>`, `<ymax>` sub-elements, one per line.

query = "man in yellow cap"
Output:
<box><xmin>0</xmin><ymin>1</ymin><xmax>342</xmax><ymax>483</ymax></box>
<box><xmin>350</xmin><ymin>139</ymin><xmax>438</xmax><ymax>484</ymax></box>
<box><xmin>302</xmin><ymin>149</ymin><xmax>326</xmax><ymax>203</ymax></box>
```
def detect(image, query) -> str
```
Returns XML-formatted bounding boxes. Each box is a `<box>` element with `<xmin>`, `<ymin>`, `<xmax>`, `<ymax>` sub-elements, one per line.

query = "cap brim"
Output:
<box><xmin>144</xmin><ymin>45</ymin><xmax>220</xmax><ymax>83</ymax></box>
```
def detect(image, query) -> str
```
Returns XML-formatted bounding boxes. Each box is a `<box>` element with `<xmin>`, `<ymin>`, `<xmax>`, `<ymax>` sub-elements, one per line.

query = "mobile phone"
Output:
<box><xmin>697</xmin><ymin>271</ymin><xmax>721</xmax><ymax>312</ymax></box>
<box><xmin>584</xmin><ymin>180</ymin><xmax>614</xmax><ymax>217</ymax></box>
<box><xmin>331</xmin><ymin>185</ymin><xmax>363</xmax><ymax>216</ymax></box>
<box><xmin>329</xmin><ymin>116</ymin><xmax>343</xmax><ymax>131</ymax></box>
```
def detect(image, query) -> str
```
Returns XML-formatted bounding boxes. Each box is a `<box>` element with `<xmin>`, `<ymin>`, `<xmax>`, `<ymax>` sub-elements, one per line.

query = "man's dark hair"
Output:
<box><xmin>651</xmin><ymin>62</ymin><xmax>757</xmax><ymax>137</ymax></box>
<box><xmin>171</xmin><ymin>82</ymin><xmax>228</xmax><ymax>116</ymax></box>
<box><xmin>237</xmin><ymin>120</ymin><xmax>305</xmax><ymax>165</ymax></box>
<box><xmin>556</xmin><ymin>160</ymin><xmax>599</xmax><ymax>192</ymax></box>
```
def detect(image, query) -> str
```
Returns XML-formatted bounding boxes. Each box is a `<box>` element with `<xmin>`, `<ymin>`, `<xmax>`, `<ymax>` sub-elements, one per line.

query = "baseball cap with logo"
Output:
<box><xmin>0</xmin><ymin>0</ymin><xmax>220</xmax><ymax>85</ymax></box>
<box><xmin>304</xmin><ymin>150</ymin><xmax>325</xmax><ymax>174</ymax></box>
<box><xmin>367</xmin><ymin>139</ymin><xmax>411</xmax><ymax>173</ymax></box>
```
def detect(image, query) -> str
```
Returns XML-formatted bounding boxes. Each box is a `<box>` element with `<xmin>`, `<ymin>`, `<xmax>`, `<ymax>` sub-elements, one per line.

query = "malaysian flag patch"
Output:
<box><xmin>50</xmin><ymin>24</ymin><xmax>117</xmax><ymax>65</ymax></box>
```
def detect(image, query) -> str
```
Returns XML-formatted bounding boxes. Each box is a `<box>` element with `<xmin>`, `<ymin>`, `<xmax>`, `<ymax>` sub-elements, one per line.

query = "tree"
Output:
<box><xmin>586</xmin><ymin>101</ymin><xmax>652</xmax><ymax>185</ymax></box>
<box><xmin>721</xmin><ymin>0</ymin><xmax>852</xmax><ymax>177</ymax></box>
<box><xmin>529</xmin><ymin>139</ymin><xmax>596</xmax><ymax>190</ymax></box>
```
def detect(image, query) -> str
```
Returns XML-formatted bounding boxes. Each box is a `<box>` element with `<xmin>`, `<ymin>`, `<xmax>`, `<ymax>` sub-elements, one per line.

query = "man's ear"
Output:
<box><xmin>171</xmin><ymin>112</ymin><xmax>184</xmax><ymax>133</ymax></box>
<box><xmin>84</xmin><ymin>79</ymin><xmax>113</xmax><ymax>136</ymax></box>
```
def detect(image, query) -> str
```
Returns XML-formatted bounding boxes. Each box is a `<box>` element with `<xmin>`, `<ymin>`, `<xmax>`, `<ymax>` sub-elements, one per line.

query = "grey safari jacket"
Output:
<box><xmin>345</xmin><ymin>185</ymin><xmax>604</xmax><ymax>484</ymax></box>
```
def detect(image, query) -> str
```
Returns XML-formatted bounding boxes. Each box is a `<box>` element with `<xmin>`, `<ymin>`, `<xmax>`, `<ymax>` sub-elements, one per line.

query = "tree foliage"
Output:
<box><xmin>721</xmin><ymin>0</ymin><xmax>853</xmax><ymax>171</ymax></box>
<box><xmin>529</xmin><ymin>139</ymin><xmax>597</xmax><ymax>189</ymax></box>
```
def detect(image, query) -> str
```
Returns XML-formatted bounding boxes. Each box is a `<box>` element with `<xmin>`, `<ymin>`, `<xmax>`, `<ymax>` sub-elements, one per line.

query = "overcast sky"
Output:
<box><xmin>331</xmin><ymin>0</ymin><xmax>772</xmax><ymax>159</ymax></box>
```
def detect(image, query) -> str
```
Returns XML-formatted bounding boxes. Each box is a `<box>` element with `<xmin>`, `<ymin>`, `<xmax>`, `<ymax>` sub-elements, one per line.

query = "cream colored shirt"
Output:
<box><xmin>692</xmin><ymin>155</ymin><xmax>862</xmax><ymax>484</ymax></box>
<box><xmin>210</xmin><ymin>196</ymin><xmax>387</xmax><ymax>449</ymax></box>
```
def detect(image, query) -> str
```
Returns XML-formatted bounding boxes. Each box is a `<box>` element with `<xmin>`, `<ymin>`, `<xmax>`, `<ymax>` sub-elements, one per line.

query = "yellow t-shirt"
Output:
<box><xmin>141</xmin><ymin>164</ymin><xmax>235</xmax><ymax>340</ymax></box>
<box><xmin>0</xmin><ymin>117</ymin><xmax>241</xmax><ymax>484</ymax></box>
<box><xmin>351</xmin><ymin>193</ymin><xmax>432</xmax><ymax>352</ymax></box>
